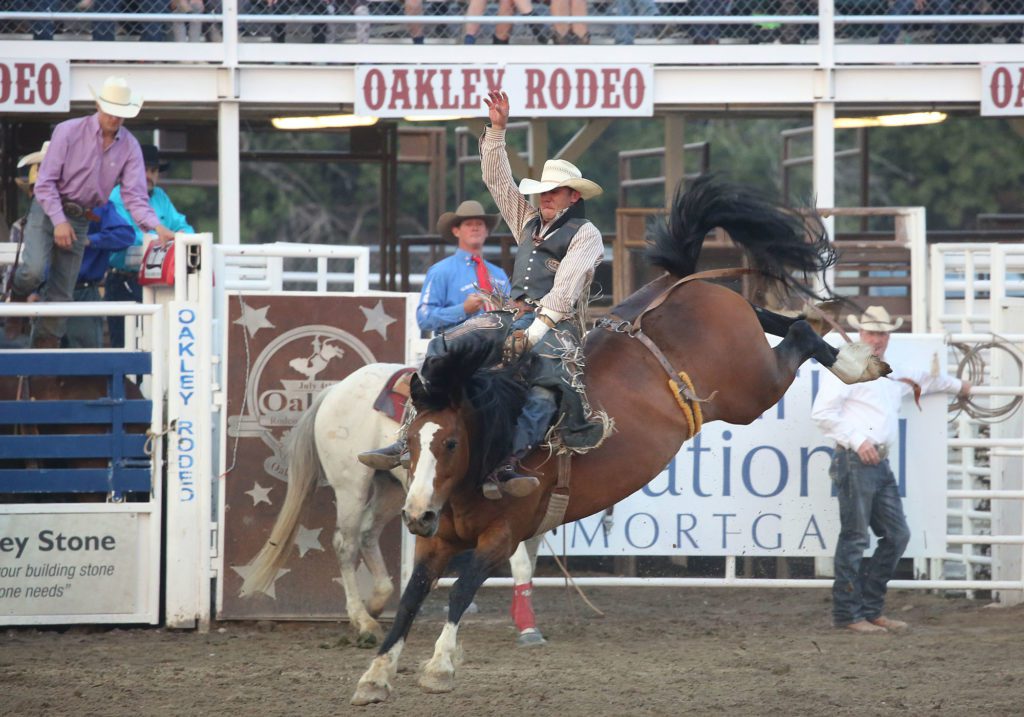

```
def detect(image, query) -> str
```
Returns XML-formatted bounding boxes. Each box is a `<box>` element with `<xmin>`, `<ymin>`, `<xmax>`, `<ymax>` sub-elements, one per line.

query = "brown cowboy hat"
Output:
<box><xmin>436</xmin><ymin>200</ymin><xmax>499</xmax><ymax>239</ymax></box>
<box><xmin>847</xmin><ymin>305</ymin><xmax>904</xmax><ymax>333</ymax></box>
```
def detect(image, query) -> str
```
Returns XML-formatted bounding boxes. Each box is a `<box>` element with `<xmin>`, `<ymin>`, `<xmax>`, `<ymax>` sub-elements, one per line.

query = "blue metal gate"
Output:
<box><xmin>0</xmin><ymin>351</ymin><xmax>153</xmax><ymax>495</ymax></box>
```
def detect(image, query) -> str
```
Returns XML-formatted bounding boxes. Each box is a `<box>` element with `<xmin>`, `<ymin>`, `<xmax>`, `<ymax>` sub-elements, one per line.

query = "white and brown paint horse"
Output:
<box><xmin>240</xmin><ymin>362</ymin><xmax>546</xmax><ymax>647</ymax></box>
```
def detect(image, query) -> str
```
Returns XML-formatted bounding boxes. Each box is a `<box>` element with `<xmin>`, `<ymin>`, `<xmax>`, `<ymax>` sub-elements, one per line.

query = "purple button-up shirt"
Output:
<box><xmin>34</xmin><ymin>113</ymin><xmax>158</xmax><ymax>230</ymax></box>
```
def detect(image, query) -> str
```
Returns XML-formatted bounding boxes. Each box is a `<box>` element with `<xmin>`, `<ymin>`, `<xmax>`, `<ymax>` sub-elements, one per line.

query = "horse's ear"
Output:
<box><xmin>410</xmin><ymin>371</ymin><xmax>429</xmax><ymax>409</ymax></box>
<box><xmin>410</xmin><ymin>368</ymin><xmax>458</xmax><ymax>411</ymax></box>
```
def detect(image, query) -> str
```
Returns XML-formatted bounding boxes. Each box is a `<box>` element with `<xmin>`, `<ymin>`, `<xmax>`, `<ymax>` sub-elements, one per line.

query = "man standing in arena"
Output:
<box><xmin>416</xmin><ymin>199</ymin><xmax>509</xmax><ymax>335</ymax></box>
<box><xmin>812</xmin><ymin>306</ymin><xmax>972</xmax><ymax>634</ymax></box>
<box><xmin>5</xmin><ymin>76</ymin><xmax>175</xmax><ymax>348</ymax></box>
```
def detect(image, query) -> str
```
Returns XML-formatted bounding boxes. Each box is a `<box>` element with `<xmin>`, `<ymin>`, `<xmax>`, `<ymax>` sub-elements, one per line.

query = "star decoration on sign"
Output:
<box><xmin>234</xmin><ymin>304</ymin><xmax>275</xmax><ymax>337</ymax></box>
<box><xmin>294</xmin><ymin>524</ymin><xmax>324</xmax><ymax>558</ymax></box>
<box><xmin>245</xmin><ymin>482</ymin><xmax>272</xmax><ymax>506</ymax></box>
<box><xmin>359</xmin><ymin>300</ymin><xmax>397</xmax><ymax>339</ymax></box>
<box><xmin>230</xmin><ymin>564</ymin><xmax>290</xmax><ymax>599</ymax></box>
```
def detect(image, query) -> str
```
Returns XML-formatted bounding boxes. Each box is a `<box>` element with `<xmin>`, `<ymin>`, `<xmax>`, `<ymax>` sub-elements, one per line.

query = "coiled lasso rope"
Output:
<box><xmin>947</xmin><ymin>335</ymin><xmax>1023</xmax><ymax>424</ymax></box>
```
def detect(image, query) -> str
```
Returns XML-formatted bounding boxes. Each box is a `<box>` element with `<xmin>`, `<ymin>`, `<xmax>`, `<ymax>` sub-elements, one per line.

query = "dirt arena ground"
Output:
<box><xmin>4</xmin><ymin>586</ymin><xmax>1023</xmax><ymax>716</ymax></box>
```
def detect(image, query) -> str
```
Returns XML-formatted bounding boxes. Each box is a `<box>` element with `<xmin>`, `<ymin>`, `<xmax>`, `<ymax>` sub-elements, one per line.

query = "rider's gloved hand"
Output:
<box><xmin>525</xmin><ymin>307</ymin><xmax>566</xmax><ymax>348</ymax></box>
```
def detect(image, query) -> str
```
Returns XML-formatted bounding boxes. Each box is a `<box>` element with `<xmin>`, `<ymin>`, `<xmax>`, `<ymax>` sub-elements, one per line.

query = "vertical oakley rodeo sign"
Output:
<box><xmin>355</xmin><ymin>64</ymin><xmax>653</xmax><ymax>118</ymax></box>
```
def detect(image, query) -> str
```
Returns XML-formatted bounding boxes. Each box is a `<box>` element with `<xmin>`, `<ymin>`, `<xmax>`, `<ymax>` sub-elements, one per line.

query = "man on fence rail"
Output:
<box><xmin>811</xmin><ymin>306</ymin><xmax>973</xmax><ymax>634</ymax></box>
<box><xmin>4</xmin><ymin>76</ymin><xmax>175</xmax><ymax>349</ymax></box>
<box><xmin>3</xmin><ymin>139</ymin><xmax>134</xmax><ymax>349</ymax></box>
<box><xmin>106</xmin><ymin>143</ymin><xmax>194</xmax><ymax>348</ymax></box>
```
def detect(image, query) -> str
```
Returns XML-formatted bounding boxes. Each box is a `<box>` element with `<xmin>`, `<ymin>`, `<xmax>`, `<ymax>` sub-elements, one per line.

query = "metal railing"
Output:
<box><xmin>2</xmin><ymin>1</ymin><xmax>1021</xmax><ymax>48</ymax></box>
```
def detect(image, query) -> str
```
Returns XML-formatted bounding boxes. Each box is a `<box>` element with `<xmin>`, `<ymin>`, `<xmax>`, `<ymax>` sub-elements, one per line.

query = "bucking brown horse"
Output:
<box><xmin>351</xmin><ymin>176</ymin><xmax>890</xmax><ymax>705</ymax></box>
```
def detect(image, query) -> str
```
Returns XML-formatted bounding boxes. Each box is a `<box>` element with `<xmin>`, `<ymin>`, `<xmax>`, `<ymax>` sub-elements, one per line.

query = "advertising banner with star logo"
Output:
<box><xmin>220</xmin><ymin>294</ymin><xmax>409</xmax><ymax>619</ymax></box>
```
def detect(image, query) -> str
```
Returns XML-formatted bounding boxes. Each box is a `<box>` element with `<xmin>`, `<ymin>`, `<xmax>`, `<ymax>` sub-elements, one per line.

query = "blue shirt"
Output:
<box><xmin>107</xmin><ymin>185</ymin><xmax>195</xmax><ymax>270</ymax></box>
<box><xmin>79</xmin><ymin>202</ymin><xmax>136</xmax><ymax>283</ymax></box>
<box><xmin>416</xmin><ymin>249</ymin><xmax>509</xmax><ymax>334</ymax></box>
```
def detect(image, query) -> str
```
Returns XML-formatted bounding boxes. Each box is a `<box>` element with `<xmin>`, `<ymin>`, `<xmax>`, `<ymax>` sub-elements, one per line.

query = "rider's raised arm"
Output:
<box><xmin>480</xmin><ymin>127</ymin><xmax>536</xmax><ymax>245</ymax></box>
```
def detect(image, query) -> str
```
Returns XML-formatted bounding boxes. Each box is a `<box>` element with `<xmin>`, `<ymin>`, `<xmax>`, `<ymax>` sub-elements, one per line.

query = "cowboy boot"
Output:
<box><xmin>483</xmin><ymin>458</ymin><xmax>540</xmax><ymax>500</ymax></box>
<box><xmin>358</xmin><ymin>438</ymin><xmax>410</xmax><ymax>471</ymax></box>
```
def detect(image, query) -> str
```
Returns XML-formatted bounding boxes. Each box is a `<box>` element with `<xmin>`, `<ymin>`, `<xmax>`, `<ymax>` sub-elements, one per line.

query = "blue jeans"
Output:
<box><xmin>104</xmin><ymin>271</ymin><xmax>142</xmax><ymax>349</ymax></box>
<box><xmin>13</xmin><ymin>201</ymin><xmax>89</xmax><ymax>341</ymax></box>
<box><xmin>613</xmin><ymin>0</ymin><xmax>657</xmax><ymax>45</ymax></box>
<box><xmin>64</xmin><ymin>284</ymin><xmax>103</xmax><ymax>349</ymax></box>
<box><xmin>92</xmin><ymin>0</ymin><xmax>166</xmax><ymax>42</ymax></box>
<box><xmin>830</xmin><ymin>448</ymin><xmax>911</xmax><ymax>626</ymax></box>
<box><xmin>507</xmin><ymin>313</ymin><xmax>558</xmax><ymax>455</ymax></box>
<box><xmin>880</xmin><ymin>0</ymin><xmax>954</xmax><ymax>44</ymax></box>
<box><xmin>21</xmin><ymin>0</ymin><xmax>54</xmax><ymax>41</ymax></box>
<box><xmin>691</xmin><ymin>0</ymin><xmax>732</xmax><ymax>42</ymax></box>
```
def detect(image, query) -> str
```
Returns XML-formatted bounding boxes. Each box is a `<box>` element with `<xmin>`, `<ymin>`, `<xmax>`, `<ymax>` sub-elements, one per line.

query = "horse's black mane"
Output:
<box><xmin>412</xmin><ymin>332</ymin><xmax>530</xmax><ymax>485</ymax></box>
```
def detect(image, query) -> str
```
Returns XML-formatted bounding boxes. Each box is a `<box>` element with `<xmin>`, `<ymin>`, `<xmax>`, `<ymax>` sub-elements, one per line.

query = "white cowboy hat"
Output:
<box><xmin>15</xmin><ymin>141</ymin><xmax>49</xmax><ymax>191</ymax></box>
<box><xmin>436</xmin><ymin>199</ymin><xmax>500</xmax><ymax>239</ymax></box>
<box><xmin>90</xmin><ymin>76</ymin><xmax>143</xmax><ymax>119</ymax></box>
<box><xmin>517</xmin><ymin>159</ymin><xmax>603</xmax><ymax>200</ymax></box>
<box><xmin>17</xmin><ymin>141</ymin><xmax>49</xmax><ymax>169</ymax></box>
<box><xmin>847</xmin><ymin>305</ymin><xmax>904</xmax><ymax>332</ymax></box>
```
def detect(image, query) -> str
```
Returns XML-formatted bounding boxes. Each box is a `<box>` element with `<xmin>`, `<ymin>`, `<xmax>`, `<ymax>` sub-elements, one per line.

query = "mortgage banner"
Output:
<box><xmin>540</xmin><ymin>335</ymin><xmax>951</xmax><ymax>558</ymax></box>
<box><xmin>355</xmin><ymin>64</ymin><xmax>653</xmax><ymax>118</ymax></box>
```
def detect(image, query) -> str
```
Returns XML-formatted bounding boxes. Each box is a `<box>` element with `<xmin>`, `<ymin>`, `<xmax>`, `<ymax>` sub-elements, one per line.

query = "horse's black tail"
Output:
<box><xmin>646</xmin><ymin>174</ymin><xmax>836</xmax><ymax>299</ymax></box>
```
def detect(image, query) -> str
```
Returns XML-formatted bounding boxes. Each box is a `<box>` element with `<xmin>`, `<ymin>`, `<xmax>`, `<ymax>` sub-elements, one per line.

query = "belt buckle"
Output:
<box><xmin>62</xmin><ymin>200</ymin><xmax>84</xmax><ymax>219</ymax></box>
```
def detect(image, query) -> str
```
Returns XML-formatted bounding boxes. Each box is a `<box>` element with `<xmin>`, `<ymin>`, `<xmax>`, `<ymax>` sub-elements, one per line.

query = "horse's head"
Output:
<box><xmin>400</xmin><ymin>337</ymin><xmax>529</xmax><ymax>537</ymax></box>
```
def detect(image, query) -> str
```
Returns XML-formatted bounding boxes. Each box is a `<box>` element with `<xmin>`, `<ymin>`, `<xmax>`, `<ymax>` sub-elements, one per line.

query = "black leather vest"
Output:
<box><xmin>510</xmin><ymin>216</ymin><xmax>588</xmax><ymax>304</ymax></box>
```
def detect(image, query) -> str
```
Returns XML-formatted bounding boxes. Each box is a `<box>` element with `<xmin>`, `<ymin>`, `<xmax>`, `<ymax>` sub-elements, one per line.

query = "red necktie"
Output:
<box><xmin>471</xmin><ymin>255</ymin><xmax>493</xmax><ymax>293</ymax></box>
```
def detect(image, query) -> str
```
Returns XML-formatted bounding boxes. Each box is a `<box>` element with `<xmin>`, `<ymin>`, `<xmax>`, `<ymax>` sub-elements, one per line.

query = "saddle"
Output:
<box><xmin>372</xmin><ymin>367</ymin><xmax>416</xmax><ymax>422</ymax></box>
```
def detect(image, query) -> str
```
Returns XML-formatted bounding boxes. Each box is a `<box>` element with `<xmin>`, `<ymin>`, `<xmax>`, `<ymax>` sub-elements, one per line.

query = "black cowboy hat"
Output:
<box><xmin>140</xmin><ymin>144</ymin><xmax>170</xmax><ymax>171</ymax></box>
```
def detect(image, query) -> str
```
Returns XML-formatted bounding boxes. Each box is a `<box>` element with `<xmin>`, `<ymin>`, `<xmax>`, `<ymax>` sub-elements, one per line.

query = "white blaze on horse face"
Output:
<box><xmin>405</xmin><ymin>421</ymin><xmax>442</xmax><ymax>518</ymax></box>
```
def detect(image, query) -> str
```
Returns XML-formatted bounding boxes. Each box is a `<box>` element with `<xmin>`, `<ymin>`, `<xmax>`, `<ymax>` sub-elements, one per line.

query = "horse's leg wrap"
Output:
<box><xmin>511</xmin><ymin>582</ymin><xmax>537</xmax><ymax>632</ymax></box>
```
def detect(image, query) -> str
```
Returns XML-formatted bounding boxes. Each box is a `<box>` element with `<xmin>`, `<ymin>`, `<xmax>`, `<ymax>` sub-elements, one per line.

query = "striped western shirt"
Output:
<box><xmin>480</xmin><ymin>127</ymin><xmax>603</xmax><ymax>315</ymax></box>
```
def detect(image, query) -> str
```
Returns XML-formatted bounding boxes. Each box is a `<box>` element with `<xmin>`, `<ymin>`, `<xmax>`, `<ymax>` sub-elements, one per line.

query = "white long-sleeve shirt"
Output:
<box><xmin>480</xmin><ymin>127</ymin><xmax>604</xmax><ymax>315</ymax></box>
<box><xmin>811</xmin><ymin>363</ymin><xmax>963</xmax><ymax>451</ymax></box>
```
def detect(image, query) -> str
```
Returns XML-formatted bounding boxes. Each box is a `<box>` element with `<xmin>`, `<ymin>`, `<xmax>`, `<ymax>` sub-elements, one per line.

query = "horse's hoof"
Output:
<box><xmin>355</xmin><ymin>631</ymin><xmax>379</xmax><ymax>649</ymax></box>
<box><xmin>516</xmin><ymin>629</ymin><xmax>547</xmax><ymax>647</ymax></box>
<box><xmin>419</xmin><ymin>668</ymin><xmax>456</xmax><ymax>694</ymax></box>
<box><xmin>351</xmin><ymin>680</ymin><xmax>391</xmax><ymax>706</ymax></box>
<box><xmin>830</xmin><ymin>342</ymin><xmax>891</xmax><ymax>384</ymax></box>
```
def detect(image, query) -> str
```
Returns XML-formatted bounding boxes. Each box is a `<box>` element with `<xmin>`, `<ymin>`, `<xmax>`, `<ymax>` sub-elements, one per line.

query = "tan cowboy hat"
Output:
<box><xmin>437</xmin><ymin>200</ymin><xmax>500</xmax><ymax>239</ymax></box>
<box><xmin>15</xmin><ymin>141</ymin><xmax>49</xmax><ymax>191</ymax></box>
<box><xmin>17</xmin><ymin>141</ymin><xmax>49</xmax><ymax>170</ymax></box>
<box><xmin>517</xmin><ymin>159</ymin><xmax>603</xmax><ymax>200</ymax></box>
<box><xmin>848</xmin><ymin>305</ymin><xmax>903</xmax><ymax>332</ymax></box>
<box><xmin>90</xmin><ymin>76</ymin><xmax>143</xmax><ymax>119</ymax></box>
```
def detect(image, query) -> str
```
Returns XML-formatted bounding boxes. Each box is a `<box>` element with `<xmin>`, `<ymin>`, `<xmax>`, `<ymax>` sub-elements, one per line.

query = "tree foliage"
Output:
<box><xmin>164</xmin><ymin>114</ymin><xmax>1024</xmax><ymax>247</ymax></box>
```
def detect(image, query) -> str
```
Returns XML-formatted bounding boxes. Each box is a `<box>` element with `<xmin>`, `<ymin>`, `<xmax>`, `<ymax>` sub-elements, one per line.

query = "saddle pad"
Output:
<box><xmin>373</xmin><ymin>367</ymin><xmax>416</xmax><ymax>422</ymax></box>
